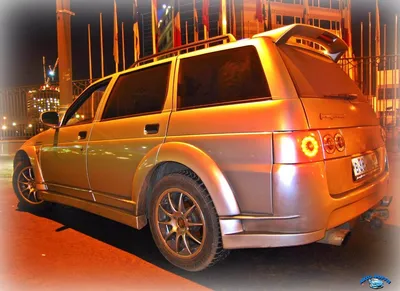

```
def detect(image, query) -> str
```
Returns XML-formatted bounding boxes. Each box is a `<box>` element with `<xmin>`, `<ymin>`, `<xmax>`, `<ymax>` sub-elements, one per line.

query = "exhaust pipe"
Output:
<box><xmin>317</xmin><ymin>228</ymin><xmax>350</xmax><ymax>246</ymax></box>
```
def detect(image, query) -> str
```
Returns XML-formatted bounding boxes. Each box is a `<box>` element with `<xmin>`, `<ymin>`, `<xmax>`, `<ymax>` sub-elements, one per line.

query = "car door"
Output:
<box><xmin>87</xmin><ymin>60</ymin><xmax>174</xmax><ymax>212</ymax></box>
<box><xmin>40</xmin><ymin>79</ymin><xmax>112</xmax><ymax>200</ymax></box>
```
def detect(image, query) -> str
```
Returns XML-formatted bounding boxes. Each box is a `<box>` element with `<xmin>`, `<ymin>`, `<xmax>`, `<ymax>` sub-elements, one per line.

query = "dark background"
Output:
<box><xmin>0</xmin><ymin>0</ymin><xmax>399</xmax><ymax>88</ymax></box>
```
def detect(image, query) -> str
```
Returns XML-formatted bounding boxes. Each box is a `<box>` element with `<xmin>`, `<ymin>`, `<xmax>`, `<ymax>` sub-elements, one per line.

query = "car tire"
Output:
<box><xmin>12</xmin><ymin>161</ymin><xmax>50</xmax><ymax>212</ymax></box>
<box><xmin>148</xmin><ymin>170</ymin><xmax>229</xmax><ymax>272</ymax></box>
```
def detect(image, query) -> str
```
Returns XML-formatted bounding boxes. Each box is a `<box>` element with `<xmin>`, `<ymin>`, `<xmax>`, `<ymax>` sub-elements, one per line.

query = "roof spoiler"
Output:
<box><xmin>253</xmin><ymin>24</ymin><xmax>348</xmax><ymax>63</ymax></box>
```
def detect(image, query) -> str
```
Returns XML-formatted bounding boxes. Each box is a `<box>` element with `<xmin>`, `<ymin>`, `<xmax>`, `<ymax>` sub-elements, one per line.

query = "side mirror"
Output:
<box><xmin>40</xmin><ymin>111</ymin><xmax>60</xmax><ymax>128</ymax></box>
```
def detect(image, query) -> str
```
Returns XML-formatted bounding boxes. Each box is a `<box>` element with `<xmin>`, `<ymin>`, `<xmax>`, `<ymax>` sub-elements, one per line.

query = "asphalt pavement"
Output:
<box><xmin>0</xmin><ymin>150</ymin><xmax>399</xmax><ymax>290</ymax></box>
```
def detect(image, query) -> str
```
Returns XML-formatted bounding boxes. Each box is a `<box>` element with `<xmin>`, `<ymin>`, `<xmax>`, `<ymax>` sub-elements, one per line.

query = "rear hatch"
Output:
<box><xmin>278</xmin><ymin>44</ymin><xmax>386</xmax><ymax>196</ymax></box>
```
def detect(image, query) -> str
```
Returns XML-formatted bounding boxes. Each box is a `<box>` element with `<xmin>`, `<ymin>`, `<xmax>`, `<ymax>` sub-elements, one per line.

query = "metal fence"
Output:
<box><xmin>339</xmin><ymin>54</ymin><xmax>400</xmax><ymax>129</ymax></box>
<box><xmin>1</xmin><ymin>54</ymin><xmax>399</xmax><ymax>139</ymax></box>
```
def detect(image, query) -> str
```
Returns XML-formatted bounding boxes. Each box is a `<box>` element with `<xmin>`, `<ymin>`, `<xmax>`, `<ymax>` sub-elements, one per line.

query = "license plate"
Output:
<box><xmin>351</xmin><ymin>153</ymin><xmax>379</xmax><ymax>181</ymax></box>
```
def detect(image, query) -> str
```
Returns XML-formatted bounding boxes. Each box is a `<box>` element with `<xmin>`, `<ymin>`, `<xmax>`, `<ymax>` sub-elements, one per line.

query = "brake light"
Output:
<box><xmin>273</xmin><ymin>131</ymin><xmax>323</xmax><ymax>164</ymax></box>
<box><xmin>334</xmin><ymin>133</ymin><xmax>345</xmax><ymax>152</ymax></box>
<box><xmin>301</xmin><ymin>136</ymin><xmax>319</xmax><ymax>158</ymax></box>
<box><xmin>323</xmin><ymin>135</ymin><xmax>336</xmax><ymax>154</ymax></box>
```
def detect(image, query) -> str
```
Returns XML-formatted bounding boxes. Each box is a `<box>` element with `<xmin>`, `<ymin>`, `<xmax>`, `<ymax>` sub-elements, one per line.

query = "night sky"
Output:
<box><xmin>0</xmin><ymin>0</ymin><xmax>399</xmax><ymax>88</ymax></box>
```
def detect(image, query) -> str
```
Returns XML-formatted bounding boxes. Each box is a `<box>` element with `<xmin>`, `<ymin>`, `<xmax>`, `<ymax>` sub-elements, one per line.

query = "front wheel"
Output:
<box><xmin>148</xmin><ymin>171</ymin><xmax>229</xmax><ymax>271</ymax></box>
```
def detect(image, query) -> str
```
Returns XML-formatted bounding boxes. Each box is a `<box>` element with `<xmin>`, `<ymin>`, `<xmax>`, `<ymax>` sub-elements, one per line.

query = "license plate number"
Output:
<box><xmin>351</xmin><ymin>153</ymin><xmax>379</xmax><ymax>181</ymax></box>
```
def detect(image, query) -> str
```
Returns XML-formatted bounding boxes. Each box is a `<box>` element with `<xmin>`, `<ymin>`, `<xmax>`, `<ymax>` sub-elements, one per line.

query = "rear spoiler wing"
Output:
<box><xmin>253</xmin><ymin>24</ymin><xmax>348</xmax><ymax>63</ymax></box>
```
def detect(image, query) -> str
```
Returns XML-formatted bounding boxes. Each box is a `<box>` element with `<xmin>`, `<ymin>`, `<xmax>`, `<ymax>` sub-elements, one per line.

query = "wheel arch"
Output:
<box><xmin>14</xmin><ymin>147</ymin><xmax>45</xmax><ymax>184</ymax></box>
<box><xmin>133</xmin><ymin>142</ymin><xmax>240</xmax><ymax>217</ymax></box>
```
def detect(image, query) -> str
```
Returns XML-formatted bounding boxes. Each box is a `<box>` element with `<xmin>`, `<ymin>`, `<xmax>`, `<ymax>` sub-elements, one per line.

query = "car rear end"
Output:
<box><xmin>271</xmin><ymin>43</ymin><xmax>389</xmax><ymax>237</ymax></box>
<box><xmin>222</xmin><ymin>25</ymin><xmax>389</xmax><ymax>249</ymax></box>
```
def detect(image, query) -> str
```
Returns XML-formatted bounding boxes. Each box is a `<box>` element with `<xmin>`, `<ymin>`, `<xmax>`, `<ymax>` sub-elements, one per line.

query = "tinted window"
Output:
<box><xmin>63</xmin><ymin>80</ymin><xmax>110</xmax><ymax>126</ymax></box>
<box><xmin>102</xmin><ymin>63</ymin><xmax>170</xmax><ymax>120</ymax></box>
<box><xmin>320</xmin><ymin>20</ymin><xmax>331</xmax><ymax>29</ymax></box>
<box><xmin>177</xmin><ymin>46</ymin><xmax>271</xmax><ymax>110</ymax></box>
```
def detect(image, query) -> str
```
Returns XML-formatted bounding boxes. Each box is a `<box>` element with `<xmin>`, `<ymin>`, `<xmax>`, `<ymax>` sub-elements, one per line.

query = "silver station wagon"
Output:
<box><xmin>13</xmin><ymin>24</ymin><xmax>389</xmax><ymax>271</ymax></box>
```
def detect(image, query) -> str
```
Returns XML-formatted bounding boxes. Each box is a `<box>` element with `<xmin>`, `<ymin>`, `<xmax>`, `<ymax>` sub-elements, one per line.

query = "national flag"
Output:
<box><xmin>375</xmin><ymin>0</ymin><xmax>381</xmax><ymax>56</ymax></box>
<box><xmin>262</xmin><ymin>2</ymin><xmax>267</xmax><ymax>31</ymax></box>
<box><xmin>255</xmin><ymin>0</ymin><xmax>263</xmax><ymax>23</ymax></box>
<box><xmin>133</xmin><ymin>0</ymin><xmax>140</xmax><ymax>62</ymax></box>
<box><xmin>173</xmin><ymin>0</ymin><xmax>182</xmax><ymax>47</ymax></box>
<box><xmin>113</xmin><ymin>0</ymin><xmax>119</xmax><ymax>71</ymax></box>
<box><xmin>202</xmin><ymin>0</ymin><xmax>209</xmax><ymax>33</ymax></box>
<box><xmin>194</xmin><ymin>0</ymin><xmax>199</xmax><ymax>42</ymax></box>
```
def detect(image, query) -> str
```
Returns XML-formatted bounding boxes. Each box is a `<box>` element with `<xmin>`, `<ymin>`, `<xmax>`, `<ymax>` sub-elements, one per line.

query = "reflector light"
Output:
<box><xmin>301</xmin><ymin>136</ymin><xmax>319</xmax><ymax>157</ymax></box>
<box><xmin>334</xmin><ymin>133</ymin><xmax>345</xmax><ymax>152</ymax></box>
<box><xmin>323</xmin><ymin>135</ymin><xmax>335</xmax><ymax>154</ymax></box>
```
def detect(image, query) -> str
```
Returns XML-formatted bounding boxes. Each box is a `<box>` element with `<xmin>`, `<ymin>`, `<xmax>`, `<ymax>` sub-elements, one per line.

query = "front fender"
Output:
<box><xmin>153</xmin><ymin>142</ymin><xmax>240</xmax><ymax>216</ymax></box>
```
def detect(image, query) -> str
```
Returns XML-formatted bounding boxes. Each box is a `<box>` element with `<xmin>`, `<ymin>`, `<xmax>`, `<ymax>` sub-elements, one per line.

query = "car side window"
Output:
<box><xmin>177</xmin><ymin>45</ymin><xmax>271</xmax><ymax>110</ymax></box>
<box><xmin>102</xmin><ymin>63</ymin><xmax>171</xmax><ymax>120</ymax></box>
<box><xmin>63</xmin><ymin>80</ymin><xmax>110</xmax><ymax>126</ymax></box>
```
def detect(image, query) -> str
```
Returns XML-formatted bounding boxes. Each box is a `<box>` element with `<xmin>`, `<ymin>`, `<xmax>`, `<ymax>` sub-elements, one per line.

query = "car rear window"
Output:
<box><xmin>278</xmin><ymin>45</ymin><xmax>367</xmax><ymax>102</ymax></box>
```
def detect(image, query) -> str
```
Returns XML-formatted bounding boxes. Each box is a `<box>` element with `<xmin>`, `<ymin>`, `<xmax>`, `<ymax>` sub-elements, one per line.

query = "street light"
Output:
<box><xmin>1</xmin><ymin>125</ymin><xmax>6</xmax><ymax>130</ymax></box>
<box><xmin>12</xmin><ymin>122</ymin><xmax>16</xmax><ymax>126</ymax></box>
<box><xmin>28</xmin><ymin>124</ymin><xmax>33</xmax><ymax>128</ymax></box>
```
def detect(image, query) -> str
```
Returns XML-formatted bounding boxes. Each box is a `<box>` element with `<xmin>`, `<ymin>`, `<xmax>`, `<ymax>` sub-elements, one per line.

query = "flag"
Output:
<box><xmin>375</xmin><ymin>0</ymin><xmax>381</xmax><ymax>56</ymax></box>
<box><xmin>262</xmin><ymin>2</ymin><xmax>267</xmax><ymax>31</ymax></box>
<box><xmin>113</xmin><ymin>0</ymin><xmax>119</xmax><ymax>72</ymax></box>
<box><xmin>173</xmin><ymin>0</ymin><xmax>182</xmax><ymax>47</ymax></box>
<box><xmin>202</xmin><ymin>0</ymin><xmax>209</xmax><ymax>33</ymax></box>
<box><xmin>194</xmin><ymin>0</ymin><xmax>199</xmax><ymax>42</ymax></box>
<box><xmin>267</xmin><ymin>0</ymin><xmax>272</xmax><ymax>31</ymax></box>
<box><xmin>256</xmin><ymin>0</ymin><xmax>263</xmax><ymax>23</ymax></box>
<box><xmin>151</xmin><ymin>0</ymin><xmax>158</xmax><ymax>54</ymax></box>
<box><xmin>133</xmin><ymin>0</ymin><xmax>140</xmax><ymax>62</ymax></box>
<box><xmin>231</xmin><ymin>0</ymin><xmax>236</xmax><ymax>36</ymax></box>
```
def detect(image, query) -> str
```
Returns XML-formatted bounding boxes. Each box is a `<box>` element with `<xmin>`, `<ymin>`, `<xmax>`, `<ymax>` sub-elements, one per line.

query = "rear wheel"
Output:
<box><xmin>12</xmin><ymin>161</ymin><xmax>49</xmax><ymax>211</ymax></box>
<box><xmin>148</xmin><ymin>171</ymin><xmax>229</xmax><ymax>271</ymax></box>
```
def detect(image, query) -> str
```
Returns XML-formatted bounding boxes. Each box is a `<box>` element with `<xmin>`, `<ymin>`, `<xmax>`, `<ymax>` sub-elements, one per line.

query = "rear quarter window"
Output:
<box><xmin>177</xmin><ymin>45</ymin><xmax>271</xmax><ymax>110</ymax></box>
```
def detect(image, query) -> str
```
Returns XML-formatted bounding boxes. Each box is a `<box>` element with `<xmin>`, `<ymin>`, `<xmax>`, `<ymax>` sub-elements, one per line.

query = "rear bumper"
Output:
<box><xmin>220</xmin><ymin>163</ymin><xmax>389</xmax><ymax>249</ymax></box>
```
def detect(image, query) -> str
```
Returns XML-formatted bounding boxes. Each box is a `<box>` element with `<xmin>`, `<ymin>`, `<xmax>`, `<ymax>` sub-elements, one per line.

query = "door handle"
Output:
<box><xmin>144</xmin><ymin>124</ymin><xmax>159</xmax><ymax>135</ymax></box>
<box><xmin>78</xmin><ymin>131</ymin><xmax>87</xmax><ymax>140</ymax></box>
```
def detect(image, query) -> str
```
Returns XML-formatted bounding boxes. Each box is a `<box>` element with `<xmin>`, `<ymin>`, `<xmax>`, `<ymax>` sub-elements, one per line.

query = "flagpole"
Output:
<box><xmin>375</xmin><ymin>0</ymin><xmax>381</xmax><ymax>113</ymax></box>
<box><xmin>113</xmin><ymin>0</ymin><xmax>119</xmax><ymax>73</ymax></box>
<box><xmin>368</xmin><ymin>12</ymin><xmax>372</xmax><ymax>106</ymax></box>
<box><xmin>151</xmin><ymin>0</ymin><xmax>158</xmax><ymax>54</ymax></box>
<box><xmin>361</xmin><ymin>22</ymin><xmax>364</xmax><ymax>94</ymax></box>
<box><xmin>133</xmin><ymin>0</ymin><xmax>140</xmax><ymax>63</ymax></box>
<box><xmin>384</xmin><ymin>24</ymin><xmax>387</xmax><ymax>126</ymax></box>
<box><xmin>193</xmin><ymin>0</ymin><xmax>198</xmax><ymax>42</ymax></box>
<box><xmin>231</xmin><ymin>0</ymin><xmax>236</xmax><ymax>36</ymax></box>
<box><xmin>185</xmin><ymin>21</ymin><xmax>188</xmax><ymax>44</ymax></box>
<box><xmin>100</xmin><ymin>13</ymin><xmax>104</xmax><ymax>77</ymax></box>
<box><xmin>394</xmin><ymin>14</ymin><xmax>398</xmax><ymax>134</ymax></box>
<box><xmin>221</xmin><ymin>0</ymin><xmax>227</xmax><ymax>35</ymax></box>
<box><xmin>87</xmin><ymin>24</ymin><xmax>92</xmax><ymax>83</ymax></box>
<box><xmin>122</xmin><ymin>22</ymin><xmax>126</xmax><ymax>70</ymax></box>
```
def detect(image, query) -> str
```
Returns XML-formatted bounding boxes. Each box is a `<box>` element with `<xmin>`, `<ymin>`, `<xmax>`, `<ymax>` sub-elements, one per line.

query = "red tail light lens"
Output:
<box><xmin>323</xmin><ymin>135</ymin><xmax>335</xmax><ymax>154</ymax></box>
<box><xmin>334</xmin><ymin>133</ymin><xmax>345</xmax><ymax>152</ymax></box>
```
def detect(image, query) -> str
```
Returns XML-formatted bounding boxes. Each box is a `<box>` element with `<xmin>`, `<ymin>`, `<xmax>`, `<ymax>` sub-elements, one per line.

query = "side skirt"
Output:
<box><xmin>38</xmin><ymin>191</ymin><xmax>147</xmax><ymax>230</ymax></box>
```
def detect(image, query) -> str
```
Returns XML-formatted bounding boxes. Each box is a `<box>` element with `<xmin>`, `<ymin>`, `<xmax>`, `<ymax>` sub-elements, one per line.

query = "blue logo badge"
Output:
<box><xmin>360</xmin><ymin>275</ymin><xmax>391</xmax><ymax>289</ymax></box>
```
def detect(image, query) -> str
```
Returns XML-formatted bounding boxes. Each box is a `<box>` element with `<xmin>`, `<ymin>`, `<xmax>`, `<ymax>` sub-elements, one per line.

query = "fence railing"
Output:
<box><xmin>1</xmin><ymin>54</ymin><xmax>399</xmax><ymax>139</ymax></box>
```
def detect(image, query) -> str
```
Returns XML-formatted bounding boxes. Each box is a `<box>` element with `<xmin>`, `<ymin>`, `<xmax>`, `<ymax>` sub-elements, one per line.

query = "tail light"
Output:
<box><xmin>273</xmin><ymin>131</ymin><xmax>323</xmax><ymax>164</ymax></box>
<box><xmin>334</xmin><ymin>133</ymin><xmax>345</xmax><ymax>152</ymax></box>
<box><xmin>323</xmin><ymin>135</ymin><xmax>336</xmax><ymax>154</ymax></box>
